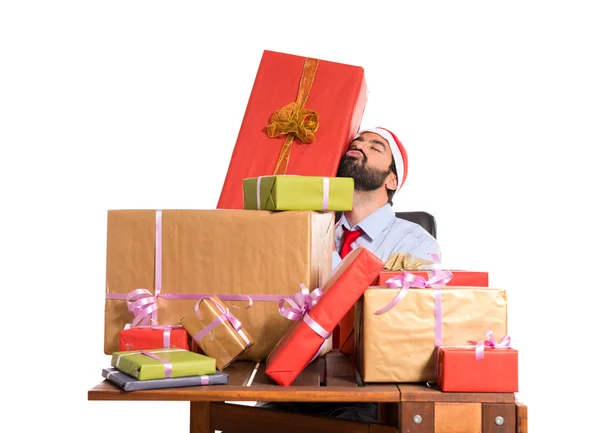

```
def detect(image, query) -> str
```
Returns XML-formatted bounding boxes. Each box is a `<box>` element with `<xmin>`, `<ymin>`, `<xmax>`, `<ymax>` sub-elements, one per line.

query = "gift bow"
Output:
<box><xmin>266</xmin><ymin>102</ymin><xmax>319</xmax><ymax>144</ymax></box>
<box><xmin>467</xmin><ymin>330</ymin><xmax>511</xmax><ymax>360</ymax></box>
<box><xmin>266</xmin><ymin>58</ymin><xmax>320</xmax><ymax>175</ymax></box>
<box><xmin>376</xmin><ymin>253</ymin><xmax>453</xmax><ymax>315</ymax></box>
<box><xmin>278</xmin><ymin>283</ymin><xmax>324</xmax><ymax>321</ymax></box>
<box><xmin>124</xmin><ymin>288</ymin><xmax>159</xmax><ymax>328</ymax></box>
<box><xmin>278</xmin><ymin>284</ymin><xmax>328</xmax><ymax>362</ymax></box>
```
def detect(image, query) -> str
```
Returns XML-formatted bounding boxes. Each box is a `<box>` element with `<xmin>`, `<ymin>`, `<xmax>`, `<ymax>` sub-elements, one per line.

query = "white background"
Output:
<box><xmin>1</xmin><ymin>1</ymin><xmax>599</xmax><ymax>432</ymax></box>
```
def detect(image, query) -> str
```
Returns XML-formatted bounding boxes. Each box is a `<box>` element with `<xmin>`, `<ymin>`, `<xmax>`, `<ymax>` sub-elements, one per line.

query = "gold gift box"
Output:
<box><xmin>181</xmin><ymin>296</ymin><xmax>254</xmax><ymax>371</ymax></box>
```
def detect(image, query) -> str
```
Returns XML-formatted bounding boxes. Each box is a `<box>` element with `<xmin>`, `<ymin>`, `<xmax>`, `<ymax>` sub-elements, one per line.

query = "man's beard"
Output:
<box><xmin>337</xmin><ymin>153</ymin><xmax>390</xmax><ymax>191</ymax></box>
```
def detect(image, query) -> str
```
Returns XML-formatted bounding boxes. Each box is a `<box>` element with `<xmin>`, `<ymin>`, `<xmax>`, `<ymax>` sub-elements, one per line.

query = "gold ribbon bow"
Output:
<box><xmin>266</xmin><ymin>58</ymin><xmax>320</xmax><ymax>175</ymax></box>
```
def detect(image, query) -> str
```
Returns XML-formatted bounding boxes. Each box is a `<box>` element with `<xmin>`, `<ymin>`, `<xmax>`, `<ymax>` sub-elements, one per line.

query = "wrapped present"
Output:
<box><xmin>242</xmin><ymin>175</ymin><xmax>353</xmax><ymax>211</ymax></box>
<box><xmin>437</xmin><ymin>331</ymin><xmax>518</xmax><ymax>392</ymax></box>
<box><xmin>341</xmin><ymin>269</ymin><xmax>489</xmax><ymax>355</ymax></box>
<box><xmin>104</xmin><ymin>209</ymin><xmax>333</xmax><ymax>361</ymax></box>
<box><xmin>217</xmin><ymin>49</ymin><xmax>367</xmax><ymax>210</ymax></box>
<box><xmin>110</xmin><ymin>348</ymin><xmax>216</xmax><ymax>380</ymax></box>
<box><xmin>266</xmin><ymin>246</ymin><xmax>384</xmax><ymax>386</ymax></box>
<box><xmin>377</xmin><ymin>270</ymin><xmax>489</xmax><ymax>287</ymax></box>
<box><xmin>356</xmin><ymin>269</ymin><xmax>507</xmax><ymax>383</ymax></box>
<box><xmin>119</xmin><ymin>326</ymin><xmax>189</xmax><ymax>351</ymax></box>
<box><xmin>180</xmin><ymin>296</ymin><xmax>254</xmax><ymax>370</ymax></box>
<box><xmin>102</xmin><ymin>367</ymin><xmax>228</xmax><ymax>391</ymax></box>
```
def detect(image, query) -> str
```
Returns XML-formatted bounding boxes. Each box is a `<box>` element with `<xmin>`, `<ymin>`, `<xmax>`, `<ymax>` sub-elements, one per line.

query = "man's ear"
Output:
<box><xmin>385</xmin><ymin>172</ymin><xmax>398</xmax><ymax>191</ymax></box>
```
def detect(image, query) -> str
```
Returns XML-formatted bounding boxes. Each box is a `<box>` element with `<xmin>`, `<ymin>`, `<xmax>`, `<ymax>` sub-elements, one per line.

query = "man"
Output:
<box><xmin>333</xmin><ymin>126</ymin><xmax>440</xmax><ymax>269</ymax></box>
<box><xmin>256</xmin><ymin>127</ymin><xmax>441</xmax><ymax>423</ymax></box>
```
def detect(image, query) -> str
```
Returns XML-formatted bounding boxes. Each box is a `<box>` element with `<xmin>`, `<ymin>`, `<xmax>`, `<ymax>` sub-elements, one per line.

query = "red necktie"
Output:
<box><xmin>339</xmin><ymin>226</ymin><xmax>364</xmax><ymax>258</ymax></box>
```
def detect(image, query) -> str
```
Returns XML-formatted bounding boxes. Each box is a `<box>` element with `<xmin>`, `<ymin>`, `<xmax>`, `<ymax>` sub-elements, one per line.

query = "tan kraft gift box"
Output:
<box><xmin>104</xmin><ymin>209</ymin><xmax>333</xmax><ymax>361</ymax></box>
<box><xmin>356</xmin><ymin>286</ymin><xmax>507</xmax><ymax>383</ymax></box>
<box><xmin>180</xmin><ymin>296</ymin><xmax>254</xmax><ymax>371</ymax></box>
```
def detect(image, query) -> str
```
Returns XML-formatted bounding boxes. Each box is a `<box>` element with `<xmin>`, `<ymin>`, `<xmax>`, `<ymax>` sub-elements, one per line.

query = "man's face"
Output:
<box><xmin>336</xmin><ymin>132</ymin><xmax>395</xmax><ymax>191</ymax></box>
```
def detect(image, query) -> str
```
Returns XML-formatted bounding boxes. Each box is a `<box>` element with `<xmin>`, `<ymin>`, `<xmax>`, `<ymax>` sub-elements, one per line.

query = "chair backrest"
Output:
<box><xmin>395</xmin><ymin>211</ymin><xmax>437</xmax><ymax>239</ymax></box>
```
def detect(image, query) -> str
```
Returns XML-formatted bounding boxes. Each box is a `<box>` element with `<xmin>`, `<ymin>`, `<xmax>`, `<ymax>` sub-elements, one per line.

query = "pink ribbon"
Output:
<box><xmin>278</xmin><ymin>284</ymin><xmax>329</xmax><ymax>362</ymax></box>
<box><xmin>140</xmin><ymin>350</ymin><xmax>173</xmax><ymax>378</ymax></box>
<box><xmin>376</xmin><ymin>254</ymin><xmax>452</xmax><ymax>315</ymax></box>
<box><xmin>467</xmin><ymin>330</ymin><xmax>511</xmax><ymax>360</ymax></box>
<box><xmin>123</xmin><ymin>289</ymin><xmax>159</xmax><ymax>328</ymax></box>
<box><xmin>192</xmin><ymin>298</ymin><xmax>251</xmax><ymax>346</ymax></box>
<box><xmin>278</xmin><ymin>283</ymin><xmax>324</xmax><ymax>320</ymax></box>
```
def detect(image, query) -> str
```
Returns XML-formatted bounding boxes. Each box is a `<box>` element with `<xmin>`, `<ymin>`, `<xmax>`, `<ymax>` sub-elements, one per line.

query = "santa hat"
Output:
<box><xmin>355</xmin><ymin>127</ymin><xmax>408</xmax><ymax>191</ymax></box>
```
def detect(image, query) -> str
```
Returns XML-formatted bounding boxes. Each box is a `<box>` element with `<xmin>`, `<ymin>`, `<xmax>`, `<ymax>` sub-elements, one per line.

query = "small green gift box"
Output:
<box><xmin>111</xmin><ymin>348</ymin><xmax>216</xmax><ymax>380</ymax></box>
<box><xmin>243</xmin><ymin>175</ymin><xmax>353</xmax><ymax>211</ymax></box>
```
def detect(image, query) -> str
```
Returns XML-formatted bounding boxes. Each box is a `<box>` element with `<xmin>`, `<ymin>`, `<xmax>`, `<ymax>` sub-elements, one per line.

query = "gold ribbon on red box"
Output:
<box><xmin>266</xmin><ymin>58</ymin><xmax>320</xmax><ymax>175</ymax></box>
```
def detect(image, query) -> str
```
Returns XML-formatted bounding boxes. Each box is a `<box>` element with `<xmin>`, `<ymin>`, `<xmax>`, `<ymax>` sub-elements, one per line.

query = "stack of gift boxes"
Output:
<box><xmin>101</xmin><ymin>49</ymin><xmax>518</xmax><ymax>394</ymax></box>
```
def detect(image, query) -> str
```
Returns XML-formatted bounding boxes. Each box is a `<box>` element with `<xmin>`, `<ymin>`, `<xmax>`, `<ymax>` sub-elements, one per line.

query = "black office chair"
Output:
<box><xmin>334</xmin><ymin>211</ymin><xmax>437</xmax><ymax>239</ymax></box>
<box><xmin>395</xmin><ymin>211</ymin><xmax>437</xmax><ymax>239</ymax></box>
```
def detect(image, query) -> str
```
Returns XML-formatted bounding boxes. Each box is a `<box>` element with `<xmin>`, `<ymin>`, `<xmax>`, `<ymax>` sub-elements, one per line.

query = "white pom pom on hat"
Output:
<box><xmin>354</xmin><ymin>127</ymin><xmax>408</xmax><ymax>191</ymax></box>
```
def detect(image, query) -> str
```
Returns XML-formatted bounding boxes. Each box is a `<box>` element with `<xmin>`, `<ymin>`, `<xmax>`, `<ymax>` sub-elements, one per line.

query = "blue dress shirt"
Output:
<box><xmin>332</xmin><ymin>203</ymin><xmax>441</xmax><ymax>270</ymax></box>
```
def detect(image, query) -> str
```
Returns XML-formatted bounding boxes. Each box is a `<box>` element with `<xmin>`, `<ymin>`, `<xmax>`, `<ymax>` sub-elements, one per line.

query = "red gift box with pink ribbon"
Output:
<box><xmin>119</xmin><ymin>326</ymin><xmax>189</xmax><ymax>352</ymax></box>
<box><xmin>437</xmin><ymin>330</ymin><xmax>518</xmax><ymax>392</ymax></box>
<box><xmin>265</xmin><ymin>246</ymin><xmax>384</xmax><ymax>386</ymax></box>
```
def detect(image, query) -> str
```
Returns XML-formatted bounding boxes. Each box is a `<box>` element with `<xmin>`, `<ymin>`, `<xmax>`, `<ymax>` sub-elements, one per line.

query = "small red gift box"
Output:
<box><xmin>265</xmin><ymin>246</ymin><xmax>384</xmax><ymax>386</ymax></box>
<box><xmin>437</xmin><ymin>338</ymin><xmax>518</xmax><ymax>392</ymax></box>
<box><xmin>119</xmin><ymin>327</ymin><xmax>190</xmax><ymax>352</ymax></box>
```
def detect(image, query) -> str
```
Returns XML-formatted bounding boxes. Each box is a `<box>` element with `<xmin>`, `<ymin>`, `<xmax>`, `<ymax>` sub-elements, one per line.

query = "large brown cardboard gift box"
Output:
<box><xmin>356</xmin><ymin>286</ymin><xmax>507</xmax><ymax>383</ymax></box>
<box><xmin>104</xmin><ymin>209</ymin><xmax>333</xmax><ymax>361</ymax></box>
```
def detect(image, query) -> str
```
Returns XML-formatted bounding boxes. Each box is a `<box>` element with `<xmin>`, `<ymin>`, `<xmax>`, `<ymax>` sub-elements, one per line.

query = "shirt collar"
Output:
<box><xmin>339</xmin><ymin>203</ymin><xmax>396</xmax><ymax>241</ymax></box>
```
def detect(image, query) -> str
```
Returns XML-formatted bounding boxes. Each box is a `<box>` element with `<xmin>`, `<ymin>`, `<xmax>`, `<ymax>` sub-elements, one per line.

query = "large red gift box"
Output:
<box><xmin>119</xmin><ymin>327</ymin><xmax>190</xmax><ymax>352</ymax></box>
<box><xmin>339</xmin><ymin>270</ymin><xmax>490</xmax><ymax>355</ymax></box>
<box><xmin>265</xmin><ymin>246</ymin><xmax>384</xmax><ymax>386</ymax></box>
<box><xmin>437</xmin><ymin>346</ymin><xmax>518</xmax><ymax>392</ymax></box>
<box><xmin>217</xmin><ymin>49</ymin><xmax>368</xmax><ymax>209</ymax></box>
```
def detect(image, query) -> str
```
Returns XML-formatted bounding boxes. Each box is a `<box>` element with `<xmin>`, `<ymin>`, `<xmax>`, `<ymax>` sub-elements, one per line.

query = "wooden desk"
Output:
<box><xmin>88</xmin><ymin>351</ymin><xmax>527</xmax><ymax>433</ymax></box>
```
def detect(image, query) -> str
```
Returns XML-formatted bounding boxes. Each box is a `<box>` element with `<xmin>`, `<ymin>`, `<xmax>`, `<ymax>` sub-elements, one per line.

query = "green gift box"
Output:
<box><xmin>243</xmin><ymin>175</ymin><xmax>353</xmax><ymax>211</ymax></box>
<box><xmin>111</xmin><ymin>348</ymin><xmax>216</xmax><ymax>380</ymax></box>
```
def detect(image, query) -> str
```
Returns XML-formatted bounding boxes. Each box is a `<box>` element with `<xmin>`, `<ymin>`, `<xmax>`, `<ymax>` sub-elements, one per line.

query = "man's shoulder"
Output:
<box><xmin>385</xmin><ymin>217</ymin><xmax>441</xmax><ymax>254</ymax></box>
<box><xmin>388</xmin><ymin>217</ymin><xmax>435</xmax><ymax>240</ymax></box>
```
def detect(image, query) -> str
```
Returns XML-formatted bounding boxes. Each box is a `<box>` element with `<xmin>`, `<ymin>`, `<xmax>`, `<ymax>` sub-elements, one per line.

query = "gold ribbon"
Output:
<box><xmin>266</xmin><ymin>58</ymin><xmax>320</xmax><ymax>175</ymax></box>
